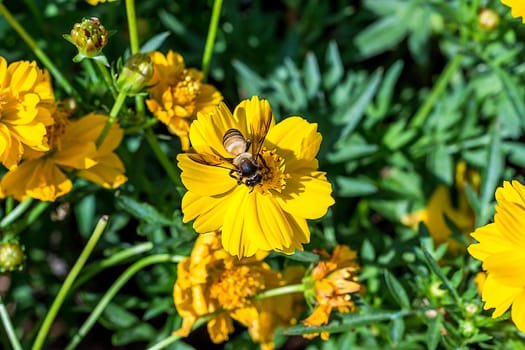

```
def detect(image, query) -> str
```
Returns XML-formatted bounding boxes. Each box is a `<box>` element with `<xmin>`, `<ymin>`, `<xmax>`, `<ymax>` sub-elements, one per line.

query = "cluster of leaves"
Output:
<box><xmin>2</xmin><ymin>0</ymin><xmax>525</xmax><ymax>349</ymax></box>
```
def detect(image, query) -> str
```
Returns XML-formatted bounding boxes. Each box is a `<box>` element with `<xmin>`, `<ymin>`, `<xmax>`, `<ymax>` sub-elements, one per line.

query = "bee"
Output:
<box><xmin>188</xmin><ymin>110</ymin><xmax>273</xmax><ymax>189</ymax></box>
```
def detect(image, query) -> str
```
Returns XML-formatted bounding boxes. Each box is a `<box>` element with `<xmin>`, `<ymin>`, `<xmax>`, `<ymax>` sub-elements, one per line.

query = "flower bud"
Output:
<box><xmin>479</xmin><ymin>8</ymin><xmax>500</xmax><ymax>31</ymax></box>
<box><xmin>116</xmin><ymin>53</ymin><xmax>154</xmax><ymax>94</ymax></box>
<box><xmin>0</xmin><ymin>241</ymin><xmax>25</xmax><ymax>272</ymax></box>
<box><xmin>67</xmin><ymin>17</ymin><xmax>108</xmax><ymax>59</ymax></box>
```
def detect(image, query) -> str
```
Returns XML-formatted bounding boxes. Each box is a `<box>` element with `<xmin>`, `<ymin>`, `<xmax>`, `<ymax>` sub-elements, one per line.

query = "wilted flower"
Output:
<box><xmin>116</xmin><ymin>53</ymin><xmax>154</xmax><ymax>94</ymax></box>
<box><xmin>501</xmin><ymin>0</ymin><xmax>525</xmax><ymax>23</ymax></box>
<box><xmin>65</xmin><ymin>17</ymin><xmax>109</xmax><ymax>63</ymax></box>
<box><xmin>0</xmin><ymin>56</ymin><xmax>55</xmax><ymax>169</ymax></box>
<box><xmin>468</xmin><ymin>180</ymin><xmax>525</xmax><ymax>332</ymax></box>
<box><xmin>0</xmin><ymin>108</ymin><xmax>127</xmax><ymax>202</ymax></box>
<box><xmin>173</xmin><ymin>231</ymin><xmax>301</xmax><ymax>349</ymax></box>
<box><xmin>146</xmin><ymin>50</ymin><xmax>222</xmax><ymax>150</ymax></box>
<box><xmin>302</xmin><ymin>245</ymin><xmax>361</xmax><ymax>340</ymax></box>
<box><xmin>177</xmin><ymin>96</ymin><xmax>335</xmax><ymax>258</ymax></box>
<box><xmin>402</xmin><ymin>161</ymin><xmax>479</xmax><ymax>253</ymax></box>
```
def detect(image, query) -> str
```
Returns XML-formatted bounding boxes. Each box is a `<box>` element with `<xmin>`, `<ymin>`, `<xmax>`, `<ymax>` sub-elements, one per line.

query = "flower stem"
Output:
<box><xmin>96</xmin><ymin>91</ymin><xmax>128</xmax><ymax>148</ymax></box>
<box><xmin>146</xmin><ymin>316</ymin><xmax>211</xmax><ymax>350</ymax></box>
<box><xmin>201</xmin><ymin>0</ymin><xmax>223</xmax><ymax>81</ymax></box>
<box><xmin>144</xmin><ymin>128</ymin><xmax>184</xmax><ymax>194</ymax></box>
<box><xmin>409</xmin><ymin>54</ymin><xmax>463</xmax><ymax>129</ymax></box>
<box><xmin>14</xmin><ymin>201</ymin><xmax>50</xmax><ymax>235</ymax></box>
<box><xmin>0</xmin><ymin>296</ymin><xmax>22</xmax><ymax>350</ymax></box>
<box><xmin>0</xmin><ymin>198</ymin><xmax>33</xmax><ymax>229</ymax></box>
<box><xmin>0</xmin><ymin>3</ymin><xmax>80</xmax><ymax>99</ymax></box>
<box><xmin>125</xmin><ymin>0</ymin><xmax>140</xmax><ymax>54</ymax></box>
<box><xmin>73</xmin><ymin>241</ymin><xmax>153</xmax><ymax>289</ymax></box>
<box><xmin>31</xmin><ymin>216</ymin><xmax>109</xmax><ymax>350</ymax></box>
<box><xmin>253</xmin><ymin>283</ymin><xmax>305</xmax><ymax>300</ymax></box>
<box><xmin>65</xmin><ymin>254</ymin><xmax>183</xmax><ymax>350</ymax></box>
<box><xmin>96</xmin><ymin>60</ymin><xmax>118</xmax><ymax>99</ymax></box>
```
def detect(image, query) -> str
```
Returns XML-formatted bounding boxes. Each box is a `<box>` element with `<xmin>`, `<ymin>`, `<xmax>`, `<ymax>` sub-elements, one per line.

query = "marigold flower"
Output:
<box><xmin>0</xmin><ymin>109</ymin><xmax>127</xmax><ymax>201</ymax></box>
<box><xmin>146</xmin><ymin>51</ymin><xmax>223</xmax><ymax>150</ymax></box>
<box><xmin>173</xmin><ymin>231</ymin><xmax>302</xmax><ymax>349</ymax></box>
<box><xmin>177</xmin><ymin>96</ymin><xmax>335</xmax><ymax>258</ymax></box>
<box><xmin>501</xmin><ymin>0</ymin><xmax>525</xmax><ymax>23</ymax></box>
<box><xmin>402</xmin><ymin>161</ymin><xmax>479</xmax><ymax>253</ymax></box>
<box><xmin>301</xmin><ymin>245</ymin><xmax>361</xmax><ymax>340</ymax></box>
<box><xmin>468</xmin><ymin>180</ymin><xmax>525</xmax><ymax>332</ymax></box>
<box><xmin>0</xmin><ymin>57</ymin><xmax>55</xmax><ymax>169</ymax></box>
<box><xmin>0</xmin><ymin>241</ymin><xmax>25</xmax><ymax>272</ymax></box>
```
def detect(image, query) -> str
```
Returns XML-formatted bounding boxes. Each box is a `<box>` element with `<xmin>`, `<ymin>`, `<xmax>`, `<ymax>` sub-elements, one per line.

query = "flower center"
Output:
<box><xmin>172</xmin><ymin>70</ymin><xmax>201</xmax><ymax>113</ymax></box>
<box><xmin>209</xmin><ymin>265</ymin><xmax>265</xmax><ymax>310</ymax></box>
<box><xmin>46</xmin><ymin>106</ymin><xmax>70</xmax><ymax>150</ymax></box>
<box><xmin>254</xmin><ymin>149</ymin><xmax>289</xmax><ymax>195</ymax></box>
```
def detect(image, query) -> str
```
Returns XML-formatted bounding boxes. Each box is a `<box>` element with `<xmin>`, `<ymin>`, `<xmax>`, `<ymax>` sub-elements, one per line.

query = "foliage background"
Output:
<box><xmin>1</xmin><ymin>0</ymin><xmax>525</xmax><ymax>349</ymax></box>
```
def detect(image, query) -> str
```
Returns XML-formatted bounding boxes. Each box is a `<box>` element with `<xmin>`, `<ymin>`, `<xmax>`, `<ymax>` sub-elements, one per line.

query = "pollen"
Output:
<box><xmin>172</xmin><ymin>71</ymin><xmax>201</xmax><ymax>111</ymax></box>
<box><xmin>256</xmin><ymin>149</ymin><xmax>289</xmax><ymax>194</ymax></box>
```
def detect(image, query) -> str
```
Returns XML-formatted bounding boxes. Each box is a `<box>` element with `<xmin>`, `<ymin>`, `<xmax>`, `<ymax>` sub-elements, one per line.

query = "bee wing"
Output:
<box><xmin>187</xmin><ymin>153</ymin><xmax>236</xmax><ymax>171</ymax></box>
<box><xmin>249</xmin><ymin>105</ymin><xmax>273</xmax><ymax>157</ymax></box>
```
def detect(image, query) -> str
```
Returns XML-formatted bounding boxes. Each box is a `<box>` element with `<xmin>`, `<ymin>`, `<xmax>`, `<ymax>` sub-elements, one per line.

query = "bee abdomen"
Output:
<box><xmin>223</xmin><ymin>128</ymin><xmax>247</xmax><ymax>155</ymax></box>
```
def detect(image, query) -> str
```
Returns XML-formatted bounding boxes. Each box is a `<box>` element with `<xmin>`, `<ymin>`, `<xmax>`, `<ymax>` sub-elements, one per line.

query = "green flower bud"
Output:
<box><xmin>479</xmin><ymin>9</ymin><xmax>500</xmax><ymax>31</ymax></box>
<box><xmin>65</xmin><ymin>17</ymin><xmax>108</xmax><ymax>62</ymax></box>
<box><xmin>0</xmin><ymin>241</ymin><xmax>25</xmax><ymax>272</ymax></box>
<box><xmin>116</xmin><ymin>53</ymin><xmax>154</xmax><ymax>94</ymax></box>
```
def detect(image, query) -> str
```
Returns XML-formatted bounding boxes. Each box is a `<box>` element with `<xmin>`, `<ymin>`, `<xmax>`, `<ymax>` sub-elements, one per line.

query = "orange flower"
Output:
<box><xmin>302</xmin><ymin>245</ymin><xmax>361</xmax><ymax>340</ymax></box>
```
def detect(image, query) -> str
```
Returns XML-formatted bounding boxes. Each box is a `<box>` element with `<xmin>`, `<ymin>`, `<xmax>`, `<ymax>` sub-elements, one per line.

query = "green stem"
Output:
<box><xmin>73</xmin><ymin>242</ymin><xmax>154</xmax><ymax>289</ymax></box>
<box><xmin>0</xmin><ymin>198</ymin><xmax>33</xmax><ymax>229</ymax></box>
<box><xmin>5</xmin><ymin>197</ymin><xmax>14</xmax><ymax>214</ymax></box>
<box><xmin>96</xmin><ymin>60</ymin><xmax>118</xmax><ymax>98</ymax></box>
<box><xmin>253</xmin><ymin>283</ymin><xmax>305</xmax><ymax>300</ymax></box>
<box><xmin>125</xmin><ymin>0</ymin><xmax>140</xmax><ymax>54</ymax></box>
<box><xmin>146</xmin><ymin>316</ymin><xmax>210</xmax><ymax>350</ymax></box>
<box><xmin>125</xmin><ymin>115</ymin><xmax>158</xmax><ymax>135</ymax></box>
<box><xmin>201</xmin><ymin>0</ymin><xmax>223</xmax><ymax>81</ymax></box>
<box><xmin>0</xmin><ymin>296</ymin><xmax>22</xmax><ymax>350</ymax></box>
<box><xmin>409</xmin><ymin>54</ymin><xmax>463</xmax><ymax>129</ymax></box>
<box><xmin>96</xmin><ymin>91</ymin><xmax>128</xmax><ymax>148</ymax></box>
<box><xmin>65</xmin><ymin>254</ymin><xmax>183</xmax><ymax>350</ymax></box>
<box><xmin>0</xmin><ymin>3</ymin><xmax>80</xmax><ymax>99</ymax></box>
<box><xmin>31</xmin><ymin>216</ymin><xmax>109</xmax><ymax>350</ymax></box>
<box><xmin>14</xmin><ymin>201</ymin><xmax>50</xmax><ymax>235</ymax></box>
<box><xmin>144</xmin><ymin>128</ymin><xmax>184</xmax><ymax>194</ymax></box>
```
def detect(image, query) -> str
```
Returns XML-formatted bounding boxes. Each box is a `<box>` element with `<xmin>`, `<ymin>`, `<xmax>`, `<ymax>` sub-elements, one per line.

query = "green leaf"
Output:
<box><xmin>419</xmin><ymin>247</ymin><xmax>462</xmax><ymax>306</ymax></box>
<box><xmin>115</xmin><ymin>195</ymin><xmax>175</xmax><ymax>225</ymax></box>
<box><xmin>323</xmin><ymin>41</ymin><xmax>344</xmax><ymax>89</ymax></box>
<box><xmin>74</xmin><ymin>194</ymin><xmax>96</xmax><ymax>237</ymax></box>
<box><xmin>101</xmin><ymin>303</ymin><xmax>139</xmax><ymax>329</ymax></box>
<box><xmin>140</xmin><ymin>31</ymin><xmax>171</xmax><ymax>53</ymax></box>
<box><xmin>112</xmin><ymin>323</ymin><xmax>157</xmax><ymax>345</ymax></box>
<box><xmin>366</xmin><ymin>60</ymin><xmax>404</xmax><ymax>124</ymax></box>
<box><xmin>272</xmin><ymin>250</ymin><xmax>320</xmax><ymax>263</ymax></box>
<box><xmin>383</xmin><ymin>269</ymin><xmax>410</xmax><ymax>309</ymax></box>
<box><xmin>427</xmin><ymin>143</ymin><xmax>453</xmax><ymax>186</ymax></box>
<box><xmin>426</xmin><ymin>315</ymin><xmax>442</xmax><ymax>350</ymax></box>
<box><xmin>335</xmin><ymin>176</ymin><xmax>378</xmax><ymax>197</ymax></box>
<box><xmin>303</xmin><ymin>52</ymin><xmax>321</xmax><ymax>98</ymax></box>
<box><xmin>479</xmin><ymin>126</ymin><xmax>503</xmax><ymax>225</ymax></box>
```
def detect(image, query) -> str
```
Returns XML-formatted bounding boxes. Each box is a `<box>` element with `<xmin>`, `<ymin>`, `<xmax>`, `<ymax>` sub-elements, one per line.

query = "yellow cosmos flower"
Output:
<box><xmin>468</xmin><ymin>180</ymin><xmax>525</xmax><ymax>332</ymax></box>
<box><xmin>177</xmin><ymin>96</ymin><xmax>335</xmax><ymax>258</ymax></box>
<box><xmin>146</xmin><ymin>50</ymin><xmax>223</xmax><ymax>150</ymax></box>
<box><xmin>302</xmin><ymin>245</ymin><xmax>361</xmax><ymax>340</ymax></box>
<box><xmin>173</xmin><ymin>231</ymin><xmax>301</xmax><ymax>349</ymax></box>
<box><xmin>501</xmin><ymin>0</ymin><xmax>525</xmax><ymax>23</ymax></box>
<box><xmin>0</xmin><ymin>56</ymin><xmax>55</xmax><ymax>169</ymax></box>
<box><xmin>0</xmin><ymin>110</ymin><xmax>127</xmax><ymax>202</ymax></box>
<box><xmin>402</xmin><ymin>161</ymin><xmax>479</xmax><ymax>253</ymax></box>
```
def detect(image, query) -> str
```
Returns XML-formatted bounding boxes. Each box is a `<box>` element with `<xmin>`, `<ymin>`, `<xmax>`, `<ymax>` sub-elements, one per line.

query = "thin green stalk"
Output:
<box><xmin>125</xmin><ymin>0</ymin><xmax>140</xmax><ymax>54</ymax></box>
<box><xmin>73</xmin><ymin>242</ymin><xmax>154</xmax><ymax>289</ymax></box>
<box><xmin>125</xmin><ymin>117</ymin><xmax>158</xmax><ymax>134</ymax></box>
<box><xmin>31</xmin><ymin>216</ymin><xmax>109</xmax><ymax>350</ymax></box>
<box><xmin>409</xmin><ymin>54</ymin><xmax>463</xmax><ymax>129</ymax></box>
<box><xmin>0</xmin><ymin>198</ymin><xmax>33</xmax><ymax>229</ymax></box>
<box><xmin>146</xmin><ymin>316</ymin><xmax>210</xmax><ymax>350</ymax></box>
<box><xmin>0</xmin><ymin>296</ymin><xmax>22</xmax><ymax>350</ymax></box>
<box><xmin>65</xmin><ymin>254</ymin><xmax>183</xmax><ymax>350</ymax></box>
<box><xmin>253</xmin><ymin>283</ymin><xmax>305</xmax><ymax>300</ymax></box>
<box><xmin>0</xmin><ymin>3</ymin><xmax>80</xmax><ymax>99</ymax></box>
<box><xmin>201</xmin><ymin>0</ymin><xmax>223</xmax><ymax>81</ymax></box>
<box><xmin>96</xmin><ymin>60</ymin><xmax>118</xmax><ymax>98</ymax></box>
<box><xmin>144</xmin><ymin>128</ymin><xmax>184</xmax><ymax>193</ymax></box>
<box><xmin>14</xmin><ymin>201</ymin><xmax>50</xmax><ymax>235</ymax></box>
<box><xmin>96</xmin><ymin>91</ymin><xmax>128</xmax><ymax>148</ymax></box>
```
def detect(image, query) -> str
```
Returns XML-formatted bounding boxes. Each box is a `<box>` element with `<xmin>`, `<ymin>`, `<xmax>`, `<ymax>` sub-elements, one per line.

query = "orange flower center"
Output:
<box><xmin>255</xmin><ymin>149</ymin><xmax>289</xmax><ymax>195</ymax></box>
<box><xmin>172</xmin><ymin>71</ymin><xmax>201</xmax><ymax>113</ymax></box>
<box><xmin>46</xmin><ymin>107</ymin><xmax>70</xmax><ymax>150</ymax></box>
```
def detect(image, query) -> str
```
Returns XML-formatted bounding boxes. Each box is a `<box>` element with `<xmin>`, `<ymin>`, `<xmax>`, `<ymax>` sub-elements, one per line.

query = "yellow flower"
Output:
<box><xmin>86</xmin><ymin>0</ymin><xmax>116</xmax><ymax>5</ymax></box>
<box><xmin>402</xmin><ymin>161</ymin><xmax>479</xmax><ymax>253</ymax></box>
<box><xmin>146</xmin><ymin>51</ymin><xmax>223</xmax><ymax>150</ymax></box>
<box><xmin>468</xmin><ymin>180</ymin><xmax>525</xmax><ymax>332</ymax></box>
<box><xmin>0</xmin><ymin>109</ymin><xmax>127</xmax><ymax>201</ymax></box>
<box><xmin>177</xmin><ymin>96</ymin><xmax>335</xmax><ymax>258</ymax></box>
<box><xmin>501</xmin><ymin>0</ymin><xmax>525</xmax><ymax>23</ymax></box>
<box><xmin>173</xmin><ymin>231</ymin><xmax>301</xmax><ymax>349</ymax></box>
<box><xmin>0</xmin><ymin>57</ymin><xmax>55</xmax><ymax>169</ymax></box>
<box><xmin>302</xmin><ymin>245</ymin><xmax>361</xmax><ymax>340</ymax></box>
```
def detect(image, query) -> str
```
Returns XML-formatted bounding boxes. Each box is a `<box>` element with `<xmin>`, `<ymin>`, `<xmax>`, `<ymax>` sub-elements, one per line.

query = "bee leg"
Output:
<box><xmin>229</xmin><ymin>169</ymin><xmax>242</xmax><ymax>184</ymax></box>
<box><xmin>245</xmin><ymin>139</ymin><xmax>252</xmax><ymax>152</ymax></box>
<box><xmin>258</xmin><ymin>154</ymin><xmax>269</xmax><ymax>169</ymax></box>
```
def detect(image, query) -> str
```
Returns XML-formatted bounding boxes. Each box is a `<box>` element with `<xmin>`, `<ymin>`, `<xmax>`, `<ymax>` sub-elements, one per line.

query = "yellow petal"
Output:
<box><xmin>511</xmin><ymin>290</ymin><xmax>525</xmax><ymax>332</ymax></box>
<box><xmin>494</xmin><ymin>199</ymin><xmax>525</xmax><ymax>248</ymax></box>
<box><xmin>483</xmin><ymin>252</ymin><xmax>525</xmax><ymax>287</ymax></box>
<box><xmin>207</xmin><ymin>313</ymin><xmax>234</xmax><ymax>344</ymax></box>
<box><xmin>182</xmin><ymin>191</ymin><xmax>228</xmax><ymax>233</ymax></box>
<box><xmin>178</xmin><ymin>154</ymin><xmax>236</xmax><ymax>196</ymax></box>
<box><xmin>501</xmin><ymin>0</ymin><xmax>525</xmax><ymax>23</ymax></box>
<box><xmin>78</xmin><ymin>153</ymin><xmax>127</xmax><ymax>189</ymax></box>
<box><xmin>469</xmin><ymin>223</ymin><xmax>513</xmax><ymax>260</ymax></box>
<box><xmin>190</xmin><ymin>103</ymin><xmax>236</xmax><ymax>158</ymax></box>
<box><xmin>481</xmin><ymin>274</ymin><xmax>521</xmax><ymax>318</ymax></box>
<box><xmin>265</xmin><ymin>116</ymin><xmax>321</xmax><ymax>161</ymax></box>
<box><xmin>277</xmin><ymin>170</ymin><xmax>334</xmax><ymax>219</ymax></box>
